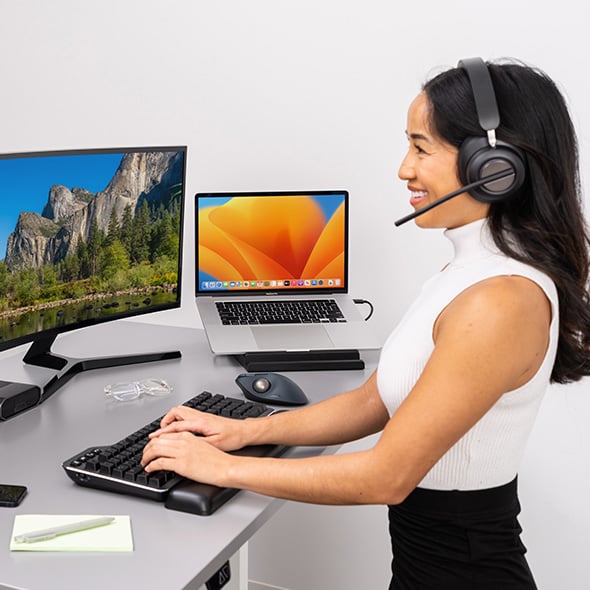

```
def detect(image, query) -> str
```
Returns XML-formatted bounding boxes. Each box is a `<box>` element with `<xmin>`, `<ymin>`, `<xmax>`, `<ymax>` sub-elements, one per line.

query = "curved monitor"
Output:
<box><xmin>0</xmin><ymin>146</ymin><xmax>186</xmax><ymax>408</ymax></box>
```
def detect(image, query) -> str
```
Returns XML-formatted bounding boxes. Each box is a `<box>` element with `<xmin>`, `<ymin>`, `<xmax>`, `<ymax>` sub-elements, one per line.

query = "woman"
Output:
<box><xmin>142</xmin><ymin>59</ymin><xmax>590</xmax><ymax>589</ymax></box>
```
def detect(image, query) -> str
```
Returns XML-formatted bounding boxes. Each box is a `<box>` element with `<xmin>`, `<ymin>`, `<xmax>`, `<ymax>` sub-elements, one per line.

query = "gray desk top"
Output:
<box><xmin>0</xmin><ymin>321</ymin><xmax>376</xmax><ymax>590</ymax></box>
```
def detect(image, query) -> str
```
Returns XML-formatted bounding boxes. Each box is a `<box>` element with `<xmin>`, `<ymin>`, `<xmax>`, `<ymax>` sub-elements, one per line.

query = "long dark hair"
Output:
<box><xmin>423</xmin><ymin>60</ymin><xmax>590</xmax><ymax>383</ymax></box>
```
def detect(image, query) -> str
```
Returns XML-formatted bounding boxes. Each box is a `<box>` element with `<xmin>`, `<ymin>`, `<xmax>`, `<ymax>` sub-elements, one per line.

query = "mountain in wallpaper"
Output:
<box><xmin>4</xmin><ymin>151</ymin><xmax>183</xmax><ymax>271</ymax></box>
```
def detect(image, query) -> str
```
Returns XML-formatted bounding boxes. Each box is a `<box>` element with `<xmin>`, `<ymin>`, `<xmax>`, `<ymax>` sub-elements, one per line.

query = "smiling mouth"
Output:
<box><xmin>410</xmin><ymin>190</ymin><xmax>428</xmax><ymax>208</ymax></box>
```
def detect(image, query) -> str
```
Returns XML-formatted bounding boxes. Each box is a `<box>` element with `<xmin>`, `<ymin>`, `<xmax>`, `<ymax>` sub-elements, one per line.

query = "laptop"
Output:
<box><xmin>195</xmin><ymin>190</ymin><xmax>381</xmax><ymax>355</ymax></box>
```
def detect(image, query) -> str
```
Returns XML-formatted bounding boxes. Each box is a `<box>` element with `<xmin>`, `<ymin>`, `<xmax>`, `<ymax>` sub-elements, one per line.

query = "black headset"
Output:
<box><xmin>457</xmin><ymin>57</ymin><xmax>526</xmax><ymax>203</ymax></box>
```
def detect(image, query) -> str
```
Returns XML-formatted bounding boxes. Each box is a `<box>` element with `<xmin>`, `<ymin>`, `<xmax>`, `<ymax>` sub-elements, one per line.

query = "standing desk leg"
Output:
<box><xmin>238</xmin><ymin>543</ymin><xmax>249</xmax><ymax>589</ymax></box>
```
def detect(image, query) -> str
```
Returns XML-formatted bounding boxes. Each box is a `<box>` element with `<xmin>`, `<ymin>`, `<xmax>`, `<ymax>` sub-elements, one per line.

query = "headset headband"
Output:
<box><xmin>457</xmin><ymin>57</ymin><xmax>500</xmax><ymax>148</ymax></box>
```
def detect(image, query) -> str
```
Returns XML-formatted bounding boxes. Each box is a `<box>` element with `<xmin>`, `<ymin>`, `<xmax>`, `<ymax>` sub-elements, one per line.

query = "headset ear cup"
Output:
<box><xmin>459</xmin><ymin>137</ymin><xmax>526</xmax><ymax>203</ymax></box>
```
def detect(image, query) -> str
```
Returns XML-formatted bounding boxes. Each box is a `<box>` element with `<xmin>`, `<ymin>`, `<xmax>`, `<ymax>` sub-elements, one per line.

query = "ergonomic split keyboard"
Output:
<box><xmin>62</xmin><ymin>391</ymin><xmax>288</xmax><ymax>515</ymax></box>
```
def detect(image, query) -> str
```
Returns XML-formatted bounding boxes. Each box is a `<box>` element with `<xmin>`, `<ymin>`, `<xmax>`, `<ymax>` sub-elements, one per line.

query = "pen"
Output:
<box><xmin>13</xmin><ymin>516</ymin><xmax>115</xmax><ymax>543</ymax></box>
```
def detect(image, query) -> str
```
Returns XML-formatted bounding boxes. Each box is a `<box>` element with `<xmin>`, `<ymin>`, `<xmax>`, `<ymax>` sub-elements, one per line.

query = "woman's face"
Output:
<box><xmin>398</xmin><ymin>92</ymin><xmax>489</xmax><ymax>229</ymax></box>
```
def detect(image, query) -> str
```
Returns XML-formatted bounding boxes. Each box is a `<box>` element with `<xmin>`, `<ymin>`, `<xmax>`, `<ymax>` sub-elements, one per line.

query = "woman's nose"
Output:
<box><xmin>398</xmin><ymin>152</ymin><xmax>415</xmax><ymax>181</ymax></box>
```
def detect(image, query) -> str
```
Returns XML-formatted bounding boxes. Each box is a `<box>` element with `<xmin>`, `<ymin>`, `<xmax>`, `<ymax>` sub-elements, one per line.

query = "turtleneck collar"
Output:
<box><xmin>443</xmin><ymin>218</ymin><xmax>499</xmax><ymax>267</ymax></box>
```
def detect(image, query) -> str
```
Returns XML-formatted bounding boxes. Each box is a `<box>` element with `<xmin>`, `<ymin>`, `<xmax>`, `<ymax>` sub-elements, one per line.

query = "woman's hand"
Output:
<box><xmin>141</xmin><ymin>431</ymin><xmax>232</xmax><ymax>485</ymax></box>
<box><xmin>148</xmin><ymin>405</ymin><xmax>255</xmax><ymax>452</ymax></box>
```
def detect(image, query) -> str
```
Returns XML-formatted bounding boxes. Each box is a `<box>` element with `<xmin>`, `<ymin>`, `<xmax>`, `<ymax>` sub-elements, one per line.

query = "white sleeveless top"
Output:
<box><xmin>377</xmin><ymin>218</ymin><xmax>559</xmax><ymax>490</ymax></box>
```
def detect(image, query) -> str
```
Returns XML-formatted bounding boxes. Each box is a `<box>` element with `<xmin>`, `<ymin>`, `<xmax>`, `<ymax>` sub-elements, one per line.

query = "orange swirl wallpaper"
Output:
<box><xmin>197</xmin><ymin>194</ymin><xmax>346</xmax><ymax>291</ymax></box>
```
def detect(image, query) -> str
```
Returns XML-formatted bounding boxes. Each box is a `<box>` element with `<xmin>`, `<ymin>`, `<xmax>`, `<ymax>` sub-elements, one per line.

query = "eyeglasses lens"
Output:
<box><xmin>105</xmin><ymin>382</ymin><xmax>142</xmax><ymax>402</ymax></box>
<box><xmin>138</xmin><ymin>378</ymin><xmax>172</xmax><ymax>396</ymax></box>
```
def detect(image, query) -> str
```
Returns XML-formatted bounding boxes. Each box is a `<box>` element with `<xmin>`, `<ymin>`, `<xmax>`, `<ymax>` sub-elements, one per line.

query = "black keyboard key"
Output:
<box><xmin>86</xmin><ymin>457</ymin><xmax>101</xmax><ymax>472</ymax></box>
<box><xmin>99</xmin><ymin>462</ymin><xmax>115</xmax><ymax>476</ymax></box>
<box><xmin>136</xmin><ymin>471</ymin><xmax>150</xmax><ymax>486</ymax></box>
<box><xmin>148</xmin><ymin>471</ymin><xmax>170</xmax><ymax>488</ymax></box>
<box><xmin>124</xmin><ymin>466</ymin><xmax>144</xmax><ymax>482</ymax></box>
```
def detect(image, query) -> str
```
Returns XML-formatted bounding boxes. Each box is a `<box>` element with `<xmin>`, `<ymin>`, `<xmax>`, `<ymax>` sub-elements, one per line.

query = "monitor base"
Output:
<box><xmin>22</xmin><ymin>334</ymin><xmax>181</xmax><ymax>405</ymax></box>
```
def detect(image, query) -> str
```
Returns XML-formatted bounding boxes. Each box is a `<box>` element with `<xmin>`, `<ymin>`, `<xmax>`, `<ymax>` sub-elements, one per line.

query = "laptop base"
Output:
<box><xmin>234</xmin><ymin>349</ymin><xmax>364</xmax><ymax>372</ymax></box>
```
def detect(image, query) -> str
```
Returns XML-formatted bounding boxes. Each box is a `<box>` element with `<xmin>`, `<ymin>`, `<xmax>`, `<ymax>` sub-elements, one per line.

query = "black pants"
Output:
<box><xmin>388</xmin><ymin>478</ymin><xmax>537</xmax><ymax>590</ymax></box>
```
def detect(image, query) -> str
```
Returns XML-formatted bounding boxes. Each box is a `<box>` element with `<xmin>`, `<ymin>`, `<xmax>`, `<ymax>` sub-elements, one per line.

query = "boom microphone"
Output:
<box><xmin>394</xmin><ymin>168</ymin><xmax>514</xmax><ymax>227</ymax></box>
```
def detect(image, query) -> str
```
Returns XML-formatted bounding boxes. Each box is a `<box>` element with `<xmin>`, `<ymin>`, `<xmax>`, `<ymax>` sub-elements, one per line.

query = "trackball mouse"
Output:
<box><xmin>235</xmin><ymin>372</ymin><xmax>309</xmax><ymax>406</ymax></box>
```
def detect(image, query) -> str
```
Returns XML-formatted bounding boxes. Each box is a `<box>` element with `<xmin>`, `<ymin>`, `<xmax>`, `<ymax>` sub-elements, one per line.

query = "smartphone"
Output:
<box><xmin>0</xmin><ymin>484</ymin><xmax>27</xmax><ymax>507</ymax></box>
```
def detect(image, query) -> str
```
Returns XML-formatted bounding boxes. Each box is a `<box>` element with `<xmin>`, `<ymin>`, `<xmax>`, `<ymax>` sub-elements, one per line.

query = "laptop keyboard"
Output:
<box><xmin>215</xmin><ymin>299</ymin><xmax>346</xmax><ymax>325</ymax></box>
<box><xmin>62</xmin><ymin>391</ymin><xmax>287</xmax><ymax>515</ymax></box>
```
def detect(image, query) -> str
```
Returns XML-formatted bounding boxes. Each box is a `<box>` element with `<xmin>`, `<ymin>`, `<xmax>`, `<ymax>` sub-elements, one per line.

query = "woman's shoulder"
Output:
<box><xmin>449</xmin><ymin>274</ymin><xmax>550</xmax><ymax>313</ymax></box>
<box><xmin>435</xmin><ymin>274</ymin><xmax>552</xmax><ymax>348</ymax></box>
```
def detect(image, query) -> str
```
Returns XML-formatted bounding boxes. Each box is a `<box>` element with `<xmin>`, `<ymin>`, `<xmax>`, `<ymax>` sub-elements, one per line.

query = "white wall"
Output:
<box><xmin>2</xmin><ymin>1</ymin><xmax>589</xmax><ymax>588</ymax></box>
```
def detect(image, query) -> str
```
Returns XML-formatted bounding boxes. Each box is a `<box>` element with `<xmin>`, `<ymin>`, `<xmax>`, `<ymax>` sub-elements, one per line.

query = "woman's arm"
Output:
<box><xmin>147</xmin><ymin>370</ymin><xmax>389</xmax><ymax>450</ymax></box>
<box><xmin>142</xmin><ymin>276</ymin><xmax>551</xmax><ymax>506</ymax></box>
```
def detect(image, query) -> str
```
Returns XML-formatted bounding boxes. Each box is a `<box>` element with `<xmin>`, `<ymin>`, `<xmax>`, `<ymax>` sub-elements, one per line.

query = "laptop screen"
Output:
<box><xmin>196</xmin><ymin>191</ymin><xmax>349</xmax><ymax>295</ymax></box>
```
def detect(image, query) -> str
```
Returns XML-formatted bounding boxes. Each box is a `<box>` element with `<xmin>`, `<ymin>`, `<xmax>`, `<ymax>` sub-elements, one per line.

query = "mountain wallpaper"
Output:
<box><xmin>5</xmin><ymin>151</ymin><xmax>183</xmax><ymax>271</ymax></box>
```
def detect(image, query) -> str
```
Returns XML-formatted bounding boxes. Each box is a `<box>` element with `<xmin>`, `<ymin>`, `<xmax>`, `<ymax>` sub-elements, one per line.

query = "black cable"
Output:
<box><xmin>353</xmin><ymin>298</ymin><xmax>374</xmax><ymax>321</ymax></box>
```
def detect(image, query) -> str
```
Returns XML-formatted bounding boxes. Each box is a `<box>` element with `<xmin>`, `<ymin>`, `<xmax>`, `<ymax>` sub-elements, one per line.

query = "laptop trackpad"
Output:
<box><xmin>253</xmin><ymin>326</ymin><xmax>333</xmax><ymax>350</ymax></box>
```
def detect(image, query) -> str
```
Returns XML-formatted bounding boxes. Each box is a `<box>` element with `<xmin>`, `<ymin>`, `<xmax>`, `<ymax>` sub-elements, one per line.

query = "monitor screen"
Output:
<box><xmin>196</xmin><ymin>191</ymin><xmax>348</xmax><ymax>295</ymax></box>
<box><xmin>0</xmin><ymin>146</ymin><xmax>186</xmax><ymax>355</ymax></box>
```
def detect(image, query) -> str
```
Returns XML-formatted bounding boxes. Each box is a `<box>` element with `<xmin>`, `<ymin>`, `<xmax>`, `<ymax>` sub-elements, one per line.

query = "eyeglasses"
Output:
<box><xmin>104</xmin><ymin>378</ymin><xmax>172</xmax><ymax>402</ymax></box>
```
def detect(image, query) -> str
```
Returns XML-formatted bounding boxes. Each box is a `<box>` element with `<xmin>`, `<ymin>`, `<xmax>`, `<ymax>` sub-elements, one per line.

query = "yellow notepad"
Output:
<box><xmin>10</xmin><ymin>515</ymin><xmax>133</xmax><ymax>552</ymax></box>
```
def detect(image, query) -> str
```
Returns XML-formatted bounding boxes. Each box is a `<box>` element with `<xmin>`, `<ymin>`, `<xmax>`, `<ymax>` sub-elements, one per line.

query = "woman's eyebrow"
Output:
<box><xmin>406</xmin><ymin>131</ymin><xmax>432</xmax><ymax>143</ymax></box>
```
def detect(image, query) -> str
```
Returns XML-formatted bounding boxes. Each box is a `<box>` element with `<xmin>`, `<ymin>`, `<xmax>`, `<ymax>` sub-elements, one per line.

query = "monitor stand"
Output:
<box><xmin>234</xmin><ymin>349</ymin><xmax>364</xmax><ymax>372</ymax></box>
<box><xmin>22</xmin><ymin>334</ymin><xmax>181</xmax><ymax>404</ymax></box>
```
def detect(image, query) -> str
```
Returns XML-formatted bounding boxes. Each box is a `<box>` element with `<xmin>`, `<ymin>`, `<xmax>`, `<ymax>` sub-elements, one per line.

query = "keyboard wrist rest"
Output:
<box><xmin>165</xmin><ymin>444</ymin><xmax>290</xmax><ymax>515</ymax></box>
